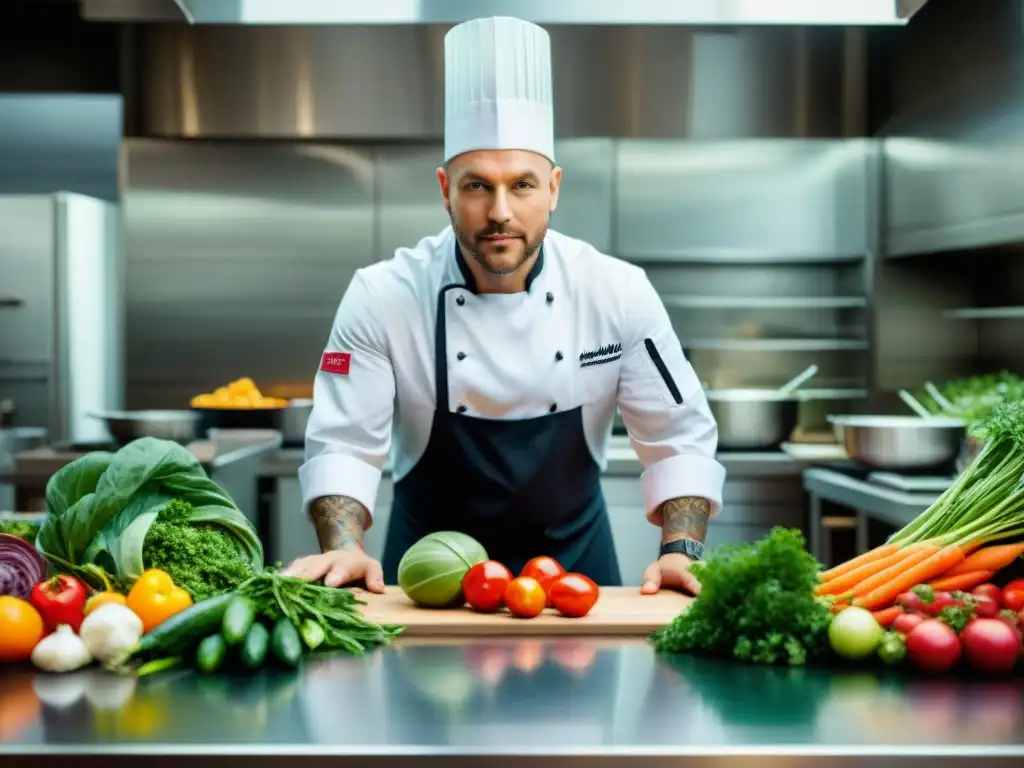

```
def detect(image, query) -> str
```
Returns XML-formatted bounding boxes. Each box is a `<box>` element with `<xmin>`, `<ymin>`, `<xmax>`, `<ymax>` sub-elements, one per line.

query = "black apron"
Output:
<box><xmin>382</xmin><ymin>247</ymin><xmax>622</xmax><ymax>586</ymax></box>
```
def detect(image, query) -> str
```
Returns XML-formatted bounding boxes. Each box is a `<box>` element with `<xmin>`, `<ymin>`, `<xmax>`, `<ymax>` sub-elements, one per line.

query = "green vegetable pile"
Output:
<box><xmin>916</xmin><ymin>371</ymin><xmax>1024</xmax><ymax>425</ymax></box>
<box><xmin>35</xmin><ymin>437</ymin><xmax>264</xmax><ymax>592</ymax></box>
<box><xmin>651</xmin><ymin>527</ymin><xmax>832</xmax><ymax>666</ymax></box>
<box><xmin>143</xmin><ymin>499</ymin><xmax>257</xmax><ymax>601</ymax></box>
<box><xmin>0</xmin><ymin>519</ymin><xmax>41</xmax><ymax>544</ymax></box>
<box><xmin>134</xmin><ymin>570</ymin><xmax>403</xmax><ymax>676</ymax></box>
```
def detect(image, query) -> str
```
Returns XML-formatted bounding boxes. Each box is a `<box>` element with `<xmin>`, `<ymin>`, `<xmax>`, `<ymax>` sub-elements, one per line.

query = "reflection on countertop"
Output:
<box><xmin>3</xmin><ymin>638</ymin><xmax>1024</xmax><ymax>759</ymax></box>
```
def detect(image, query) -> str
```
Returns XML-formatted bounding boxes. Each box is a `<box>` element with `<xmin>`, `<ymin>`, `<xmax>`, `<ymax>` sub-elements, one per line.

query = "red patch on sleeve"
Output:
<box><xmin>320</xmin><ymin>352</ymin><xmax>352</xmax><ymax>375</ymax></box>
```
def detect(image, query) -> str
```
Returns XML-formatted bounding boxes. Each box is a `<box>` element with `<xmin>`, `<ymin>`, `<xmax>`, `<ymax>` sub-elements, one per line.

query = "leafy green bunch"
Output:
<box><xmin>36</xmin><ymin>437</ymin><xmax>263</xmax><ymax>591</ymax></box>
<box><xmin>651</xmin><ymin>527</ymin><xmax>832</xmax><ymax>666</ymax></box>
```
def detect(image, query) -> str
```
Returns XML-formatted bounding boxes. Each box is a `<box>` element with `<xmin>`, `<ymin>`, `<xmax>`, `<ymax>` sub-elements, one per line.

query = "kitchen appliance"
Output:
<box><xmin>827</xmin><ymin>415</ymin><xmax>967</xmax><ymax>471</ymax></box>
<box><xmin>706</xmin><ymin>389</ymin><xmax>800</xmax><ymax>451</ymax></box>
<box><xmin>0</xmin><ymin>193</ymin><xmax>123</xmax><ymax>444</ymax></box>
<box><xmin>88</xmin><ymin>410</ymin><xmax>201</xmax><ymax>446</ymax></box>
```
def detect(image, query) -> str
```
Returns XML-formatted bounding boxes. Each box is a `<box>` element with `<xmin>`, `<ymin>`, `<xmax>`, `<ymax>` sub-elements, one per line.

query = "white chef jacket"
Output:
<box><xmin>300</xmin><ymin>226</ymin><xmax>726</xmax><ymax>524</ymax></box>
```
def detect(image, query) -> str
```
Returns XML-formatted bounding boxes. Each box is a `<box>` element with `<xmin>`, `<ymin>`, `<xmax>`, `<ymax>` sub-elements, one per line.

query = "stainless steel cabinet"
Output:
<box><xmin>0</xmin><ymin>193</ymin><xmax>122</xmax><ymax>442</ymax></box>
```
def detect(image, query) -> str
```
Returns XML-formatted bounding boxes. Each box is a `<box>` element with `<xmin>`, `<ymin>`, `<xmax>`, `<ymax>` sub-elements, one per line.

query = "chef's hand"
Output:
<box><xmin>283</xmin><ymin>549</ymin><xmax>386</xmax><ymax>593</ymax></box>
<box><xmin>640</xmin><ymin>553</ymin><xmax>702</xmax><ymax>596</ymax></box>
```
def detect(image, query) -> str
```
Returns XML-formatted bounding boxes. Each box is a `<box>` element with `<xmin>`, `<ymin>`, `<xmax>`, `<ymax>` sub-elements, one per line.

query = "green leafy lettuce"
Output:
<box><xmin>35</xmin><ymin>437</ymin><xmax>263</xmax><ymax>589</ymax></box>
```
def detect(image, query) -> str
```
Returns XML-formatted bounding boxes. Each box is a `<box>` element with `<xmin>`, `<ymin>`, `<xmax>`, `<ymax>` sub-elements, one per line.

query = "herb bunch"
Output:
<box><xmin>237</xmin><ymin>570</ymin><xmax>403</xmax><ymax>655</ymax></box>
<box><xmin>651</xmin><ymin>527</ymin><xmax>832</xmax><ymax>666</ymax></box>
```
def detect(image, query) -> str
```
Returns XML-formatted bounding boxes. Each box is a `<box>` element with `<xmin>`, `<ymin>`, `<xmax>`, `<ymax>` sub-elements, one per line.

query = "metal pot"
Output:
<box><xmin>827</xmin><ymin>415</ymin><xmax>966</xmax><ymax>471</ymax></box>
<box><xmin>88</xmin><ymin>410</ymin><xmax>202</xmax><ymax>446</ymax></box>
<box><xmin>273</xmin><ymin>399</ymin><xmax>313</xmax><ymax>446</ymax></box>
<box><xmin>706</xmin><ymin>390</ymin><xmax>800</xmax><ymax>451</ymax></box>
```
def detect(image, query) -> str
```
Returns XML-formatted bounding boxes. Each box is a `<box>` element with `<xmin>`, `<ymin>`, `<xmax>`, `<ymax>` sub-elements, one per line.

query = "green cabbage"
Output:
<box><xmin>36</xmin><ymin>437</ymin><xmax>263</xmax><ymax>588</ymax></box>
<box><xmin>398</xmin><ymin>531</ymin><xmax>487</xmax><ymax>608</ymax></box>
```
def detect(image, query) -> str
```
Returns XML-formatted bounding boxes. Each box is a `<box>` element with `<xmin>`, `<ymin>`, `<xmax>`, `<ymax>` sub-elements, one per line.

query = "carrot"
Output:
<box><xmin>818</xmin><ymin>542</ymin><xmax>901</xmax><ymax>583</ymax></box>
<box><xmin>848</xmin><ymin>544</ymin><xmax>940</xmax><ymax>598</ymax></box>
<box><xmin>927</xmin><ymin>570</ymin><xmax>996</xmax><ymax>592</ymax></box>
<box><xmin>872</xmin><ymin>606</ymin><xmax>904</xmax><ymax>628</ymax></box>
<box><xmin>939</xmin><ymin>542</ymin><xmax>1024</xmax><ymax>578</ymax></box>
<box><xmin>815</xmin><ymin>543</ymin><xmax>928</xmax><ymax>596</ymax></box>
<box><xmin>854</xmin><ymin>545</ymin><xmax>966</xmax><ymax>611</ymax></box>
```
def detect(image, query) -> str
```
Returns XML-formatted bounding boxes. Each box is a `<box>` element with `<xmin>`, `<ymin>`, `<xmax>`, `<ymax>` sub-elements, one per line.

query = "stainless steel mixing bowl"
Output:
<box><xmin>827</xmin><ymin>414</ymin><xmax>967</xmax><ymax>471</ymax></box>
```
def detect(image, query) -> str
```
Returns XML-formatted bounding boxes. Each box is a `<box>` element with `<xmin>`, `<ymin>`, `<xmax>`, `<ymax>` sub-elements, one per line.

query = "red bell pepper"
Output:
<box><xmin>30</xmin><ymin>575</ymin><xmax>88</xmax><ymax>633</ymax></box>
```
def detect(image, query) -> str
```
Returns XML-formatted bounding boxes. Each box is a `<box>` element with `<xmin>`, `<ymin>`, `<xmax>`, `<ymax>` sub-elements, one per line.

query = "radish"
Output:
<box><xmin>896</xmin><ymin>590</ymin><xmax>924</xmax><ymax>613</ymax></box>
<box><xmin>905</xmin><ymin>620</ymin><xmax>961</xmax><ymax>673</ymax></box>
<box><xmin>892</xmin><ymin>612</ymin><xmax>926</xmax><ymax>635</ymax></box>
<box><xmin>971</xmin><ymin>584</ymin><xmax>1002</xmax><ymax>608</ymax></box>
<box><xmin>972</xmin><ymin>595</ymin><xmax>999</xmax><ymax>619</ymax></box>
<box><xmin>919</xmin><ymin>590</ymin><xmax>957</xmax><ymax>617</ymax></box>
<box><xmin>960</xmin><ymin>619</ymin><xmax>1021</xmax><ymax>674</ymax></box>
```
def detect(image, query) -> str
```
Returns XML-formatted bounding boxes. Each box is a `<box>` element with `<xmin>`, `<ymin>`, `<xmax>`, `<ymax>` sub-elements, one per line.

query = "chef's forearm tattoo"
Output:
<box><xmin>658</xmin><ymin>496</ymin><xmax>711</xmax><ymax>545</ymax></box>
<box><xmin>310</xmin><ymin>495</ymin><xmax>369</xmax><ymax>552</ymax></box>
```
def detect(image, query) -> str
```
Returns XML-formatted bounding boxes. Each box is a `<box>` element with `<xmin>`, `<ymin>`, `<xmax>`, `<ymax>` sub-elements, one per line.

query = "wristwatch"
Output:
<box><xmin>659</xmin><ymin>538</ymin><xmax>705</xmax><ymax>562</ymax></box>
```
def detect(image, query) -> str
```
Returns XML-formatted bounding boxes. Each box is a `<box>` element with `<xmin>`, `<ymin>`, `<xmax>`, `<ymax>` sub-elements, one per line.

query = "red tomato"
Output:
<box><xmin>1003</xmin><ymin>579</ymin><xmax>1024</xmax><ymax>593</ymax></box>
<box><xmin>29</xmin><ymin>575</ymin><xmax>87</xmax><ymax>633</ymax></box>
<box><xmin>892</xmin><ymin>612</ymin><xmax>926</xmax><ymax>635</ymax></box>
<box><xmin>896</xmin><ymin>590</ymin><xmax>924</xmax><ymax>613</ymax></box>
<box><xmin>1002</xmin><ymin>588</ymin><xmax>1024</xmax><ymax>613</ymax></box>
<box><xmin>971</xmin><ymin>584</ymin><xmax>1002</xmax><ymax>608</ymax></box>
<box><xmin>549</xmin><ymin>573</ymin><xmax>600</xmax><ymax>618</ymax></box>
<box><xmin>504</xmin><ymin>577</ymin><xmax>547</xmax><ymax>618</ymax></box>
<box><xmin>520</xmin><ymin>556</ymin><xmax>566</xmax><ymax>592</ymax></box>
<box><xmin>462</xmin><ymin>560</ymin><xmax>513</xmax><ymax>613</ymax></box>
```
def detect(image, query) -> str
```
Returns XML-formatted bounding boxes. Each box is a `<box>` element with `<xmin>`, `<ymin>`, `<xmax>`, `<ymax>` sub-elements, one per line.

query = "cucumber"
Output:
<box><xmin>240</xmin><ymin>622</ymin><xmax>271</xmax><ymax>669</ymax></box>
<box><xmin>195</xmin><ymin>634</ymin><xmax>227</xmax><ymax>674</ymax></box>
<box><xmin>221</xmin><ymin>596</ymin><xmax>256</xmax><ymax>646</ymax></box>
<box><xmin>271</xmin><ymin>618</ymin><xmax>304</xmax><ymax>668</ymax></box>
<box><xmin>136</xmin><ymin>593</ymin><xmax>234</xmax><ymax>657</ymax></box>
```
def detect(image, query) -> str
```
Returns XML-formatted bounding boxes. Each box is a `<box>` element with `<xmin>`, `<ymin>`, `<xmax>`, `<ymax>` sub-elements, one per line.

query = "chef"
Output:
<box><xmin>284</xmin><ymin>16</ymin><xmax>726</xmax><ymax>595</ymax></box>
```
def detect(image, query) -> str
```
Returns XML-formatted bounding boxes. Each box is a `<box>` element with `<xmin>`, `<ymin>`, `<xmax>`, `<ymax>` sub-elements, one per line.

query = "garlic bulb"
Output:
<box><xmin>79</xmin><ymin>603</ymin><xmax>144</xmax><ymax>665</ymax></box>
<box><xmin>31</xmin><ymin>625</ymin><xmax>93</xmax><ymax>673</ymax></box>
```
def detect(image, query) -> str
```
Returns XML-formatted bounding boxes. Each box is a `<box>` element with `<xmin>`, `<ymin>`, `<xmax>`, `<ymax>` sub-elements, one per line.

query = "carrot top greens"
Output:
<box><xmin>891</xmin><ymin>399</ymin><xmax>1024</xmax><ymax>549</ymax></box>
<box><xmin>651</xmin><ymin>527</ymin><xmax>832</xmax><ymax>665</ymax></box>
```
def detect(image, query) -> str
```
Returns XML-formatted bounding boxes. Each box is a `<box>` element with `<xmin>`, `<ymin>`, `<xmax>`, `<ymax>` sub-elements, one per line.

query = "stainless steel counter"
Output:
<box><xmin>2</xmin><ymin>637</ymin><xmax>1022</xmax><ymax>766</ymax></box>
<box><xmin>261</xmin><ymin>441</ymin><xmax>810</xmax><ymax>479</ymax></box>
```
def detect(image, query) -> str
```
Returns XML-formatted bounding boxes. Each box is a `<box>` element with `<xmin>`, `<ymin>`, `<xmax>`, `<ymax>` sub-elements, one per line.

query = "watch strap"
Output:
<box><xmin>660</xmin><ymin>538</ymin><xmax>705</xmax><ymax>562</ymax></box>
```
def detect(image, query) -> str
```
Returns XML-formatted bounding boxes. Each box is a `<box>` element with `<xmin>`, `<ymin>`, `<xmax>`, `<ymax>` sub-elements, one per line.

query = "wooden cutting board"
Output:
<box><xmin>355</xmin><ymin>586</ymin><xmax>691</xmax><ymax>637</ymax></box>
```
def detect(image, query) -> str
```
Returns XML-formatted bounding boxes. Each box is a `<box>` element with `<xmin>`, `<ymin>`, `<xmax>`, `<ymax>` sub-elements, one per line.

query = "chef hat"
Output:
<box><xmin>444</xmin><ymin>16</ymin><xmax>555</xmax><ymax>164</ymax></box>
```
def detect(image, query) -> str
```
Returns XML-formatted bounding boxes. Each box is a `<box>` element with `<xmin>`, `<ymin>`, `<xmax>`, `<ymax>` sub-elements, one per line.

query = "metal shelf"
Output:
<box><xmin>684</xmin><ymin>339</ymin><xmax>869</xmax><ymax>352</ymax></box>
<box><xmin>626</xmin><ymin>249</ymin><xmax>867</xmax><ymax>266</ymax></box>
<box><xmin>943</xmin><ymin>306</ymin><xmax>1024</xmax><ymax>320</ymax></box>
<box><xmin>663</xmin><ymin>295</ymin><xmax>867</xmax><ymax>310</ymax></box>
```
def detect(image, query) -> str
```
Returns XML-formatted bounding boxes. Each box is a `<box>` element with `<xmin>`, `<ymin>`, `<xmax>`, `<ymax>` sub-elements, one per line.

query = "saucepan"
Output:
<box><xmin>88</xmin><ymin>410</ymin><xmax>202</xmax><ymax>446</ymax></box>
<box><xmin>706</xmin><ymin>365</ymin><xmax>819</xmax><ymax>451</ymax></box>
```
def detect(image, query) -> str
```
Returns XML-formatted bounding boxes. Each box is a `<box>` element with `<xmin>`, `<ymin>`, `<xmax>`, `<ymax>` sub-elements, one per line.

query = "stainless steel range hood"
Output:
<box><xmin>82</xmin><ymin>0</ymin><xmax>931</xmax><ymax>26</ymax></box>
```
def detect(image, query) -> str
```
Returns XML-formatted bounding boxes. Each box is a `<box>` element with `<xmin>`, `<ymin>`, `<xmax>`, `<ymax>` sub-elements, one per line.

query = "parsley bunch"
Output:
<box><xmin>651</xmin><ymin>527</ymin><xmax>832</xmax><ymax>666</ymax></box>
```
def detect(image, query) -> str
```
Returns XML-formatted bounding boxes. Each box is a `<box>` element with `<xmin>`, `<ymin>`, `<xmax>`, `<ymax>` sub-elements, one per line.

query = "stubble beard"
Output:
<box><xmin>450</xmin><ymin>212</ymin><xmax>548</xmax><ymax>276</ymax></box>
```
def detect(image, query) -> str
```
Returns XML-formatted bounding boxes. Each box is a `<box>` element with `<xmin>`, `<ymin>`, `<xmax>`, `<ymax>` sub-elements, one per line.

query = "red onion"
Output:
<box><xmin>0</xmin><ymin>533</ymin><xmax>48</xmax><ymax>600</ymax></box>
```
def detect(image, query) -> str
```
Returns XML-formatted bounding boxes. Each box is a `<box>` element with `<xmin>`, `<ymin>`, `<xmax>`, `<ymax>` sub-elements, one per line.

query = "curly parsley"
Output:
<box><xmin>651</xmin><ymin>527</ymin><xmax>832</xmax><ymax>666</ymax></box>
<box><xmin>142</xmin><ymin>499</ymin><xmax>256</xmax><ymax>601</ymax></box>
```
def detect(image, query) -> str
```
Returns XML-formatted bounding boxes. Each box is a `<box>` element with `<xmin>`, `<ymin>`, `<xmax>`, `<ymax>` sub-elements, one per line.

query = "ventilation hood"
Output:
<box><xmin>82</xmin><ymin>0</ymin><xmax>931</xmax><ymax>26</ymax></box>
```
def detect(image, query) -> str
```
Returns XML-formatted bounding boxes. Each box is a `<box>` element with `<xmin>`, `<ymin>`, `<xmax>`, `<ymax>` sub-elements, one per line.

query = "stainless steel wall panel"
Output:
<box><xmin>122</xmin><ymin>140</ymin><xmax>376</xmax><ymax>408</ymax></box>
<box><xmin>614</xmin><ymin>139</ymin><xmax>871</xmax><ymax>260</ymax></box>
<box><xmin>374</xmin><ymin>145</ymin><xmax>448</xmax><ymax>263</ymax></box>
<box><xmin>134</xmin><ymin>25</ymin><xmax>864</xmax><ymax>141</ymax></box>
<box><xmin>550</xmin><ymin>139</ymin><xmax>615</xmax><ymax>253</ymax></box>
<box><xmin>0</xmin><ymin>94</ymin><xmax>122</xmax><ymax>201</ymax></box>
